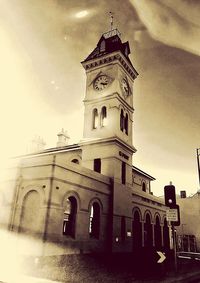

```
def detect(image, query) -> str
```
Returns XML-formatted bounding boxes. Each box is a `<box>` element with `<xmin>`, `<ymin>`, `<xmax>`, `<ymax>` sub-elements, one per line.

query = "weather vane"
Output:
<box><xmin>109</xmin><ymin>11</ymin><xmax>114</xmax><ymax>31</ymax></box>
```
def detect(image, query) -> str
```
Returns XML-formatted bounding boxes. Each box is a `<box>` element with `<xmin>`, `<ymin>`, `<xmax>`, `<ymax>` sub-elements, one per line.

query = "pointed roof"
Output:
<box><xmin>82</xmin><ymin>29</ymin><xmax>134</xmax><ymax>70</ymax></box>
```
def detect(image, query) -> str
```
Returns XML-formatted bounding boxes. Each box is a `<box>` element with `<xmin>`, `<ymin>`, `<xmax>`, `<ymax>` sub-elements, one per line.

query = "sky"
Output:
<box><xmin>1</xmin><ymin>0</ymin><xmax>200</xmax><ymax>196</ymax></box>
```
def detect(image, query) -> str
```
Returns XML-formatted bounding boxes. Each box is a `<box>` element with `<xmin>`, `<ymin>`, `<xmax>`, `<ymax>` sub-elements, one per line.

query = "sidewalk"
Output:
<box><xmin>162</xmin><ymin>270</ymin><xmax>200</xmax><ymax>283</ymax></box>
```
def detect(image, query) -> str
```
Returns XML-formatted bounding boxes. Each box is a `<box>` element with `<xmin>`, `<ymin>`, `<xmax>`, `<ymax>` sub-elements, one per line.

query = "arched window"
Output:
<box><xmin>100</xmin><ymin>106</ymin><xmax>107</xmax><ymax>127</ymax></box>
<box><xmin>71</xmin><ymin>159</ymin><xmax>79</xmax><ymax>164</ymax></box>
<box><xmin>120</xmin><ymin>109</ymin><xmax>124</xmax><ymax>131</ymax></box>
<box><xmin>93</xmin><ymin>108</ymin><xmax>98</xmax><ymax>129</ymax></box>
<box><xmin>120</xmin><ymin>109</ymin><xmax>124</xmax><ymax>132</ymax></box>
<box><xmin>132</xmin><ymin>210</ymin><xmax>142</xmax><ymax>249</ymax></box>
<box><xmin>125</xmin><ymin>113</ymin><xmax>128</xmax><ymax>135</ymax></box>
<box><xmin>89</xmin><ymin>202</ymin><xmax>100</xmax><ymax>239</ymax></box>
<box><xmin>20</xmin><ymin>191</ymin><xmax>40</xmax><ymax>235</ymax></box>
<box><xmin>154</xmin><ymin>215</ymin><xmax>162</xmax><ymax>249</ymax></box>
<box><xmin>142</xmin><ymin>182</ymin><xmax>146</xmax><ymax>192</ymax></box>
<box><xmin>63</xmin><ymin>197</ymin><xmax>77</xmax><ymax>238</ymax></box>
<box><xmin>144</xmin><ymin>213</ymin><xmax>153</xmax><ymax>247</ymax></box>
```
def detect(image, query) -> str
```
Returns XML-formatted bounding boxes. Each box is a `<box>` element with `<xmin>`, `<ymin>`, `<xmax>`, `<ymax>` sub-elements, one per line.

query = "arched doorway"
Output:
<box><xmin>89</xmin><ymin>202</ymin><xmax>100</xmax><ymax>239</ymax></box>
<box><xmin>154</xmin><ymin>215</ymin><xmax>162</xmax><ymax>249</ymax></box>
<box><xmin>63</xmin><ymin>196</ymin><xmax>77</xmax><ymax>238</ymax></box>
<box><xmin>132</xmin><ymin>210</ymin><xmax>142</xmax><ymax>250</ymax></box>
<box><xmin>20</xmin><ymin>190</ymin><xmax>40</xmax><ymax>235</ymax></box>
<box><xmin>144</xmin><ymin>213</ymin><xmax>153</xmax><ymax>248</ymax></box>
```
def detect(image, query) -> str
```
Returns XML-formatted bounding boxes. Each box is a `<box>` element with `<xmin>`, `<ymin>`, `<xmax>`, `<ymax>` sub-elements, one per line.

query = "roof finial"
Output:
<box><xmin>109</xmin><ymin>11</ymin><xmax>114</xmax><ymax>31</ymax></box>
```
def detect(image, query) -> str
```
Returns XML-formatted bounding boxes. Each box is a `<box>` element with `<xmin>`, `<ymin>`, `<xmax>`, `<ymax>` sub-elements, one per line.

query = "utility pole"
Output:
<box><xmin>164</xmin><ymin>183</ymin><xmax>180</xmax><ymax>272</ymax></box>
<box><xmin>196</xmin><ymin>148</ymin><xmax>200</xmax><ymax>188</ymax></box>
<box><xmin>172</xmin><ymin>224</ymin><xmax>177</xmax><ymax>272</ymax></box>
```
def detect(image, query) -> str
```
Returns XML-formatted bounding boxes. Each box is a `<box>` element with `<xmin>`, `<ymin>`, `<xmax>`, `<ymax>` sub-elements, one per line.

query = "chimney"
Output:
<box><xmin>180</xmin><ymin>190</ymin><xmax>187</xmax><ymax>198</ymax></box>
<box><xmin>56</xmin><ymin>128</ymin><xmax>70</xmax><ymax>147</ymax></box>
<box><xmin>28</xmin><ymin>135</ymin><xmax>46</xmax><ymax>153</ymax></box>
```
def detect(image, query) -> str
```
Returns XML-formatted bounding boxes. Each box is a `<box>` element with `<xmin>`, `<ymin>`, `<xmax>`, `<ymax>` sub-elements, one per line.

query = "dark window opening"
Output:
<box><xmin>144</xmin><ymin>213</ymin><xmax>153</xmax><ymax>247</ymax></box>
<box><xmin>122</xmin><ymin>161</ymin><xmax>126</xmax><ymax>185</ymax></box>
<box><xmin>100</xmin><ymin>106</ymin><xmax>107</xmax><ymax>127</ymax></box>
<box><xmin>89</xmin><ymin>202</ymin><xmax>100</xmax><ymax>239</ymax></box>
<box><xmin>154</xmin><ymin>216</ymin><xmax>162</xmax><ymax>249</ymax></box>
<box><xmin>94</xmin><ymin>158</ymin><xmax>101</xmax><ymax>173</ymax></box>
<box><xmin>125</xmin><ymin>114</ymin><xmax>128</xmax><ymax>135</ymax></box>
<box><xmin>142</xmin><ymin>182</ymin><xmax>146</xmax><ymax>192</ymax></box>
<box><xmin>120</xmin><ymin>109</ymin><xmax>124</xmax><ymax>132</ymax></box>
<box><xmin>93</xmin><ymin>108</ymin><xmax>98</xmax><ymax>129</ymax></box>
<box><xmin>63</xmin><ymin>197</ymin><xmax>77</xmax><ymax>238</ymax></box>
<box><xmin>132</xmin><ymin>210</ymin><xmax>142</xmax><ymax>249</ymax></box>
<box><xmin>71</xmin><ymin>159</ymin><xmax>79</xmax><ymax>164</ymax></box>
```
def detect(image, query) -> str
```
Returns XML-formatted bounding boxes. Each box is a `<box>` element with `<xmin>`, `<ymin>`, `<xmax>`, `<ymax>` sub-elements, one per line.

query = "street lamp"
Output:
<box><xmin>196</xmin><ymin>148</ymin><xmax>200</xmax><ymax>188</ymax></box>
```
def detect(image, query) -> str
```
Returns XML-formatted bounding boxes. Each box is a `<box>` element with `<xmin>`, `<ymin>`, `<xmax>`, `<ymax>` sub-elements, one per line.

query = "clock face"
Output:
<box><xmin>93</xmin><ymin>75</ymin><xmax>110</xmax><ymax>91</ymax></box>
<box><xmin>121</xmin><ymin>78</ymin><xmax>130</xmax><ymax>97</ymax></box>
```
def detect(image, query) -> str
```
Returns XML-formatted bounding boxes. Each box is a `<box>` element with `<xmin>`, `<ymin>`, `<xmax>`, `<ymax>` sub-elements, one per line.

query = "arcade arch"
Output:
<box><xmin>154</xmin><ymin>215</ymin><xmax>162</xmax><ymax>249</ymax></box>
<box><xmin>144</xmin><ymin>212</ymin><xmax>153</xmax><ymax>248</ymax></box>
<box><xmin>132</xmin><ymin>209</ymin><xmax>142</xmax><ymax>249</ymax></box>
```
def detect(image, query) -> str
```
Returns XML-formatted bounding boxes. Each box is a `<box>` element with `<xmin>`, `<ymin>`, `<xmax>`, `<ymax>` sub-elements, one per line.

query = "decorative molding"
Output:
<box><xmin>83</xmin><ymin>51</ymin><xmax>138</xmax><ymax>80</ymax></box>
<box><xmin>119</xmin><ymin>151</ymin><xmax>129</xmax><ymax>160</ymax></box>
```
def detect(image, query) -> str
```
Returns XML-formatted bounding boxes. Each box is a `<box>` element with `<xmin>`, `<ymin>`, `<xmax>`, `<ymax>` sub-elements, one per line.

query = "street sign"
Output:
<box><xmin>157</xmin><ymin>251</ymin><xmax>166</xmax><ymax>263</ymax></box>
<box><xmin>166</xmin><ymin>208</ymin><xmax>178</xmax><ymax>222</ymax></box>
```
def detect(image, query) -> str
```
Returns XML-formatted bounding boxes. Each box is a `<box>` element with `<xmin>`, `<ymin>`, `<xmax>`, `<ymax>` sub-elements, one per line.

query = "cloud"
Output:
<box><xmin>130</xmin><ymin>0</ymin><xmax>200</xmax><ymax>56</ymax></box>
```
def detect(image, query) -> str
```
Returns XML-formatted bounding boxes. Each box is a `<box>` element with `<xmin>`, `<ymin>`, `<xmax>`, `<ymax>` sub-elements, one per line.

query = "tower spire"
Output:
<box><xmin>109</xmin><ymin>11</ymin><xmax>114</xmax><ymax>31</ymax></box>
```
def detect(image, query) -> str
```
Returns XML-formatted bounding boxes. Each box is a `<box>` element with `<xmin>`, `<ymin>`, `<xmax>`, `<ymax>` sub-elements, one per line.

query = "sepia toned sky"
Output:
<box><xmin>1</xmin><ymin>0</ymin><xmax>200</xmax><ymax>196</ymax></box>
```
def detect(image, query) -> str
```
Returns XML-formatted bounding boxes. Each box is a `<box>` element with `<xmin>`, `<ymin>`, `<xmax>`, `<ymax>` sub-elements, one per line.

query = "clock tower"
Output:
<box><xmin>80</xmin><ymin>28</ymin><xmax>138</xmax><ymax>187</ymax></box>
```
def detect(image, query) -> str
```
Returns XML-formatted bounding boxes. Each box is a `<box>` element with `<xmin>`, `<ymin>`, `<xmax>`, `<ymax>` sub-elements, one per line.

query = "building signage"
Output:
<box><xmin>166</xmin><ymin>208</ymin><xmax>178</xmax><ymax>222</ymax></box>
<box><xmin>157</xmin><ymin>251</ymin><xmax>166</xmax><ymax>264</ymax></box>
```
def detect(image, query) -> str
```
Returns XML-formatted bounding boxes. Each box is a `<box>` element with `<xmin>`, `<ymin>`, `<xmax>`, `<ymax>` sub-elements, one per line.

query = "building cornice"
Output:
<box><xmin>79</xmin><ymin>136</ymin><xmax>137</xmax><ymax>154</ymax></box>
<box><xmin>81</xmin><ymin>50</ymin><xmax>138</xmax><ymax>80</ymax></box>
<box><xmin>132</xmin><ymin>165</ymin><xmax>156</xmax><ymax>181</ymax></box>
<box><xmin>83</xmin><ymin>92</ymin><xmax>134</xmax><ymax>113</ymax></box>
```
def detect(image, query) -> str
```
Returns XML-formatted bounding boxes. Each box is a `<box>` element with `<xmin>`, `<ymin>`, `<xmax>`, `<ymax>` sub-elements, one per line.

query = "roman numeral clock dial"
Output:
<box><xmin>121</xmin><ymin>77</ymin><xmax>131</xmax><ymax>98</ymax></box>
<box><xmin>93</xmin><ymin>75</ymin><xmax>111</xmax><ymax>91</ymax></box>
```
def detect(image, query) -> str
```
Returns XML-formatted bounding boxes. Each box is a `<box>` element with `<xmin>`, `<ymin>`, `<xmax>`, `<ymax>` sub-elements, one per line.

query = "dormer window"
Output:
<box><xmin>100</xmin><ymin>40</ymin><xmax>106</xmax><ymax>52</ymax></box>
<box><xmin>125</xmin><ymin>46</ymin><xmax>128</xmax><ymax>56</ymax></box>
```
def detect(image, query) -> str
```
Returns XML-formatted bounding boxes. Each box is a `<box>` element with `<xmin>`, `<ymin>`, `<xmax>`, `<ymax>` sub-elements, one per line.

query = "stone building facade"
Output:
<box><xmin>176</xmin><ymin>192</ymin><xmax>200</xmax><ymax>252</ymax></box>
<box><xmin>1</xmin><ymin>28</ymin><xmax>170</xmax><ymax>256</ymax></box>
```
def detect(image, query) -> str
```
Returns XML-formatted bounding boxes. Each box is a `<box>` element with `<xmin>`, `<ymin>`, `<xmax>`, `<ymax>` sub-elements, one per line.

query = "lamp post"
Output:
<box><xmin>197</xmin><ymin>148</ymin><xmax>200</xmax><ymax>188</ymax></box>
